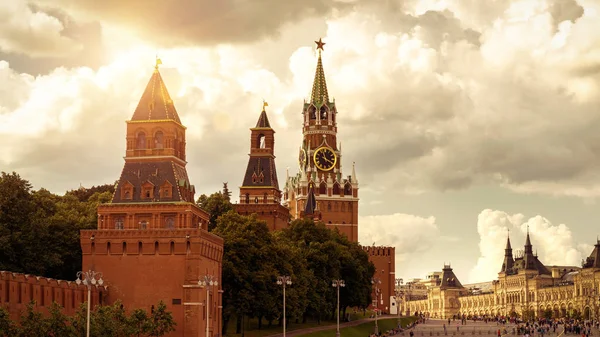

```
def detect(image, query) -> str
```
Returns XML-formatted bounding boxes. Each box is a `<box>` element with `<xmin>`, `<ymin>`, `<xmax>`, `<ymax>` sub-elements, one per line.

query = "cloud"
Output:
<box><xmin>30</xmin><ymin>0</ymin><xmax>361</xmax><ymax>47</ymax></box>
<box><xmin>358</xmin><ymin>213</ymin><xmax>441</xmax><ymax>278</ymax></box>
<box><xmin>0</xmin><ymin>0</ymin><xmax>81</xmax><ymax>57</ymax></box>
<box><xmin>468</xmin><ymin>209</ymin><xmax>592</xmax><ymax>283</ymax></box>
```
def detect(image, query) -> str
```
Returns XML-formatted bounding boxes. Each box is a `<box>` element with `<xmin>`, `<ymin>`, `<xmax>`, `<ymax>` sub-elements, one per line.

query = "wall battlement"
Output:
<box><xmin>361</xmin><ymin>246</ymin><xmax>395</xmax><ymax>257</ymax></box>
<box><xmin>0</xmin><ymin>270</ymin><xmax>106</xmax><ymax>321</ymax></box>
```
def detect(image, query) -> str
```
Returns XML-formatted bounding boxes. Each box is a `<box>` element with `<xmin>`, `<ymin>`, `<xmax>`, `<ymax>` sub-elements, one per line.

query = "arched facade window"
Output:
<box><xmin>155</xmin><ymin>242</ymin><xmax>159</xmax><ymax>254</ymax></box>
<box><xmin>138</xmin><ymin>242</ymin><xmax>143</xmax><ymax>254</ymax></box>
<box><xmin>333</xmin><ymin>183</ymin><xmax>340</xmax><ymax>195</ymax></box>
<box><xmin>137</xmin><ymin>132</ymin><xmax>146</xmax><ymax>149</ymax></box>
<box><xmin>166</xmin><ymin>217</ymin><xmax>175</xmax><ymax>229</ymax></box>
<box><xmin>257</xmin><ymin>134</ymin><xmax>265</xmax><ymax>149</ymax></box>
<box><xmin>155</xmin><ymin>131</ymin><xmax>164</xmax><ymax>149</ymax></box>
<box><xmin>170</xmin><ymin>241</ymin><xmax>175</xmax><ymax>254</ymax></box>
<box><xmin>245</xmin><ymin>193</ymin><xmax>250</xmax><ymax>204</ymax></box>
<box><xmin>319</xmin><ymin>182</ymin><xmax>327</xmax><ymax>195</ymax></box>
<box><xmin>344</xmin><ymin>183</ymin><xmax>352</xmax><ymax>196</ymax></box>
<box><xmin>123</xmin><ymin>242</ymin><xmax>127</xmax><ymax>255</ymax></box>
<box><xmin>308</xmin><ymin>106</ymin><xmax>316</xmax><ymax>120</ymax></box>
<box><xmin>320</xmin><ymin>106</ymin><xmax>328</xmax><ymax>120</ymax></box>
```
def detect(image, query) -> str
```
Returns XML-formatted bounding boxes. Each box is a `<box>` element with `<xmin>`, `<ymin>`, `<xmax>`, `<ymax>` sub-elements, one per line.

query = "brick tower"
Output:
<box><xmin>234</xmin><ymin>103</ymin><xmax>290</xmax><ymax>230</ymax></box>
<box><xmin>81</xmin><ymin>60</ymin><xmax>224</xmax><ymax>337</ymax></box>
<box><xmin>284</xmin><ymin>38</ymin><xmax>359</xmax><ymax>241</ymax></box>
<box><xmin>284</xmin><ymin>39</ymin><xmax>395</xmax><ymax>314</ymax></box>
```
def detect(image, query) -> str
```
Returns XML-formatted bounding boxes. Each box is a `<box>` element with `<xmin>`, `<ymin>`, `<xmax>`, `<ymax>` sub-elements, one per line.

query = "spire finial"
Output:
<box><xmin>155</xmin><ymin>55</ymin><xmax>162</xmax><ymax>71</ymax></box>
<box><xmin>262</xmin><ymin>100</ymin><xmax>268</xmax><ymax>112</ymax></box>
<box><xmin>315</xmin><ymin>38</ymin><xmax>326</xmax><ymax>53</ymax></box>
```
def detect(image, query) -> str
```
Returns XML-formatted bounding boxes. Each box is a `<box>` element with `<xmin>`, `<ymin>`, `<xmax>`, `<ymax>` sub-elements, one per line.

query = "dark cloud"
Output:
<box><xmin>33</xmin><ymin>0</ymin><xmax>361</xmax><ymax>47</ymax></box>
<box><xmin>0</xmin><ymin>3</ymin><xmax>106</xmax><ymax>75</ymax></box>
<box><xmin>548</xmin><ymin>0</ymin><xmax>584</xmax><ymax>31</ymax></box>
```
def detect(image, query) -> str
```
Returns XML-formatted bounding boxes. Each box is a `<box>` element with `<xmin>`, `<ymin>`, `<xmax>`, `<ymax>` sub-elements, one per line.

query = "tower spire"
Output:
<box><xmin>131</xmin><ymin>60</ymin><xmax>180</xmax><ymax>123</ymax></box>
<box><xmin>311</xmin><ymin>38</ymin><xmax>329</xmax><ymax>105</ymax></box>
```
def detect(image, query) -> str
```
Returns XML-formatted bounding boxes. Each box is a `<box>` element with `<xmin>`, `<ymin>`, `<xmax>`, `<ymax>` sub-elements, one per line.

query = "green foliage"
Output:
<box><xmin>214</xmin><ymin>212</ymin><xmax>375</xmax><ymax>334</ymax></box>
<box><xmin>0</xmin><ymin>172</ymin><xmax>113</xmax><ymax>280</ymax></box>
<box><xmin>0</xmin><ymin>306</ymin><xmax>17</xmax><ymax>337</ymax></box>
<box><xmin>197</xmin><ymin>192</ymin><xmax>233</xmax><ymax>231</ymax></box>
<box><xmin>148</xmin><ymin>301</ymin><xmax>176</xmax><ymax>337</ymax></box>
<box><xmin>17</xmin><ymin>301</ymin><xmax>48</xmax><ymax>337</ymax></box>
<box><xmin>2</xmin><ymin>300</ymin><xmax>175</xmax><ymax>337</ymax></box>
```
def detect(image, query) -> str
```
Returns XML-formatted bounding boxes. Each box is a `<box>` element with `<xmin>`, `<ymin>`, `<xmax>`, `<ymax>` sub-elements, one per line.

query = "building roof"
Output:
<box><xmin>440</xmin><ymin>264</ymin><xmax>463</xmax><ymax>289</ymax></box>
<box><xmin>130</xmin><ymin>66</ymin><xmax>181</xmax><ymax>123</ymax></box>
<box><xmin>242</xmin><ymin>157</ymin><xmax>279</xmax><ymax>189</ymax></box>
<box><xmin>255</xmin><ymin>109</ymin><xmax>271</xmax><ymax>128</ymax></box>
<box><xmin>112</xmin><ymin>161</ymin><xmax>193</xmax><ymax>203</ymax></box>
<box><xmin>304</xmin><ymin>183</ymin><xmax>317</xmax><ymax>215</ymax></box>
<box><xmin>582</xmin><ymin>239</ymin><xmax>600</xmax><ymax>268</ymax></box>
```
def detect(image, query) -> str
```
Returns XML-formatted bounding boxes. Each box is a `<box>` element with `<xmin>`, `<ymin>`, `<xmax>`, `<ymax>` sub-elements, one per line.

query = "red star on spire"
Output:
<box><xmin>315</xmin><ymin>38</ymin><xmax>326</xmax><ymax>51</ymax></box>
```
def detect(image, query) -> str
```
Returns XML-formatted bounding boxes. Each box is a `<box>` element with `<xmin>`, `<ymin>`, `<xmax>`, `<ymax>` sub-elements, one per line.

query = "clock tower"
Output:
<box><xmin>284</xmin><ymin>38</ymin><xmax>359</xmax><ymax>241</ymax></box>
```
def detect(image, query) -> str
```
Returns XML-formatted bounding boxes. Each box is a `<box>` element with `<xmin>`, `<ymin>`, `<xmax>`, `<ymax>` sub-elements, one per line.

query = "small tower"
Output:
<box><xmin>500</xmin><ymin>232</ymin><xmax>514</xmax><ymax>274</ymax></box>
<box><xmin>234</xmin><ymin>102</ymin><xmax>290</xmax><ymax>230</ymax></box>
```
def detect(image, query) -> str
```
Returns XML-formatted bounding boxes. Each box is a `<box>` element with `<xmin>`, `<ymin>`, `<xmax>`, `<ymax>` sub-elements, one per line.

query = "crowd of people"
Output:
<box><xmin>367</xmin><ymin>314</ymin><xmax>600</xmax><ymax>337</ymax></box>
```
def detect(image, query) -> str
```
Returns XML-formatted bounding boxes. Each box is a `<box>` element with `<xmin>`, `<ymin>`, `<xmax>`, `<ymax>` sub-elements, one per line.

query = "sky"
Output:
<box><xmin>1</xmin><ymin>0</ymin><xmax>599</xmax><ymax>284</ymax></box>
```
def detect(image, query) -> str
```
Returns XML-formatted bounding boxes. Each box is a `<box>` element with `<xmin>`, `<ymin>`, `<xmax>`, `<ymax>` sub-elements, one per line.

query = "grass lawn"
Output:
<box><xmin>297</xmin><ymin>317</ymin><xmax>418</xmax><ymax>337</ymax></box>
<box><xmin>223</xmin><ymin>310</ymin><xmax>392</xmax><ymax>337</ymax></box>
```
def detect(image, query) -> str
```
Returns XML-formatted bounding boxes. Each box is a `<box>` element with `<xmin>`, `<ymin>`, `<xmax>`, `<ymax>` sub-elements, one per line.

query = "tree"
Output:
<box><xmin>213</xmin><ymin>211</ymin><xmax>277</xmax><ymax>334</ymax></box>
<box><xmin>148</xmin><ymin>301</ymin><xmax>176</xmax><ymax>337</ymax></box>
<box><xmin>46</xmin><ymin>302</ymin><xmax>76</xmax><ymax>336</ymax></box>
<box><xmin>0</xmin><ymin>306</ymin><xmax>17</xmax><ymax>337</ymax></box>
<box><xmin>128</xmin><ymin>308</ymin><xmax>151</xmax><ymax>336</ymax></box>
<box><xmin>17</xmin><ymin>301</ymin><xmax>48</xmax><ymax>337</ymax></box>
<box><xmin>197</xmin><ymin>192</ymin><xmax>233</xmax><ymax>231</ymax></box>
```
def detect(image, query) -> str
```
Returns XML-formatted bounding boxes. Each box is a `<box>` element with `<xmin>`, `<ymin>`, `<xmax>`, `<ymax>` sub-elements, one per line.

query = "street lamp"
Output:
<box><xmin>372</xmin><ymin>277</ymin><xmax>381</xmax><ymax>335</ymax></box>
<box><xmin>76</xmin><ymin>270</ymin><xmax>104</xmax><ymax>337</ymax></box>
<box><xmin>198</xmin><ymin>275</ymin><xmax>219</xmax><ymax>337</ymax></box>
<box><xmin>395</xmin><ymin>278</ymin><xmax>405</xmax><ymax>326</ymax></box>
<box><xmin>332</xmin><ymin>279</ymin><xmax>345</xmax><ymax>337</ymax></box>
<box><xmin>277</xmin><ymin>276</ymin><xmax>292</xmax><ymax>337</ymax></box>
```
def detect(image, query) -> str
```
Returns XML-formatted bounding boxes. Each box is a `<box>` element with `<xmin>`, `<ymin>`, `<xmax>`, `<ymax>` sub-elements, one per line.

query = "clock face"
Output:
<box><xmin>313</xmin><ymin>147</ymin><xmax>337</xmax><ymax>171</ymax></box>
<box><xmin>299</xmin><ymin>148</ymin><xmax>307</xmax><ymax>170</ymax></box>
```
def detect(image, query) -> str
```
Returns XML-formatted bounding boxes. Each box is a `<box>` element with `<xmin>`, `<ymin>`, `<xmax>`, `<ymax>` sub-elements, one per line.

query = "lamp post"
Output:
<box><xmin>199</xmin><ymin>275</ymin><xmax>219</xmax><ymax>337</ymax></box>
<box><xmin>332</xmin><ymin>279</ymin><xmax>345</xmax><ymax>337</ymax></box>
<box><xmin>277</xmin><ymin>276</ymin><xmax>292</xmax><ymax>337</ymax></box>
<box><xmin>395</xmin><ymin>278</ymin><xmax>405</xmax><ymax>327</ymax></box>
<box><xmin>76</xmin><ymin>270</ymin><xmax>104</xmax><ymax>337</ymax></box>
<box><xmin>372</xmin><ymin>277</ymin><xmax>381</xmax><ymax>335</ymax></box>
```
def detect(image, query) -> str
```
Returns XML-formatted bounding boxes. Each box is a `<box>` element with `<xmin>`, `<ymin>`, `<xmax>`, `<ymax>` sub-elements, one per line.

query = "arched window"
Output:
<box><xmin>155</xmin><ymin>241</ymin><xmax>159</xmax><ymax>255</ymax></box>
<box><xmin>138</xmin><ymin>242</ymin><xmax>143</xmax><ymax>254</ymax></box>
<box><xmin>344</xmin><ymin>183</ymin><xmax>352</xmax><ymax>196</ymax></box>
<box><xmin>333</xmin><ymin>183</ymin><xmax>340</xmax><ymax>195</ymax></box>
<box><xmin>91</xmin><ymin>242</ymin><xmax>95</xmax><ymax>254</ymax></box>
<box><xmin>137</xmin><ymin>132</ymin><xmax>146</xmax><ymax>149</ymax></box>
<box><xmin>263</xmin><ymin>193</ymin><xmax>268</xmax><ymax>203</ymax></box>
<box><xmin>155</xmin><ymin>131</ymin><xmax>164</xmax><ymax>149</ymax></box>
<box><xmin>308</xmin><ymin>106</ymin><xmax>316</xmax><ymax>120</ymax></box>
<box><xmin>107</xmin><ymin>242</ymin><xmax>111</xmax><ymax>254</ymax></box>
<box><xmin>166</xmin><ymin>217</ymin><xmax>175</xmax><ymax>229</ymax></box>
<box><xmin>170</xmin><ymin>241</ymin><xmax>175</xmax><ymax>254</ymax></box>
<box><xmin>254</xmin><ymin>197</ymin><xmax>259</xmax><ymax>204</ymax></box>
<box><xmin>115</xmin><ymin>217</ymin><xmax>124</xmax><ymax>230</ymax></box>
<box><xmin>245</xmin><ymin>193</ymin><xmax>250</xmax><ymax>204</ymax></box>
<box><xmin>257</xmin><ymin>134</ymin><xmax>265</xmax><ymax>149</ymax></box>
<box><xmin>319</xmin><ymin>182</ymin><xmax>327</xmax><ymax>195</ymax></box>
<box><xmin>327</xmin><ymin>202</ymin><xmax>332</xmax><ymax>211</ymax></box>
<box><xmin>122</xmin><ymin>242</ymin><xmax>127</xmax><ymax>255</ymax></box>
<box><xmin>186</xmin><ymin>241</ymin><xmax>191</xmax><ymax>254</ymax></box>
<box><xmin>320</xmin><ymin>106</ymin><xmax>328</xmax><ymax>120</ymax></box>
